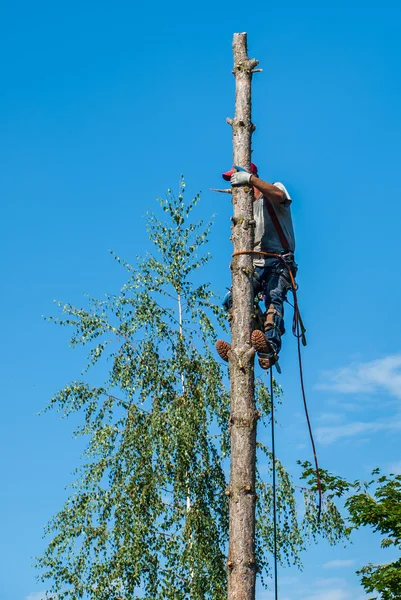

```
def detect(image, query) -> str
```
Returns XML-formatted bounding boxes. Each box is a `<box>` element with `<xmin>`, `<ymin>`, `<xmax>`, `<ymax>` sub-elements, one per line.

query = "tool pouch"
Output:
<box><xmin>264</xmin><ymin>303</ymin><xmax>281</xmax><ymax>331</ymax></box>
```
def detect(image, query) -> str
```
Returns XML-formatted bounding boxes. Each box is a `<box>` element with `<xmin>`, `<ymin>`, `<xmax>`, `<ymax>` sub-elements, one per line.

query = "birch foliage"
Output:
<box><xmin>38</xmin><ymin>181</ymin><xmax>348</xmax><ymax>599</ymax></box>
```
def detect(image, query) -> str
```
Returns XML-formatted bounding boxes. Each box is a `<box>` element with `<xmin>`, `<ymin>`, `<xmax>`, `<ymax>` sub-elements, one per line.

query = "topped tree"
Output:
<box><xmin>226</xmin><ymin>32</ymin><xmax>260</xmax><ymax>600</ymax></box>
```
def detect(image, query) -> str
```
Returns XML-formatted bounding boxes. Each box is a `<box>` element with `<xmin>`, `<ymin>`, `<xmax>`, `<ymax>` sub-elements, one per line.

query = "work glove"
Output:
<box><xmin>230</xmin><ymin>171</ymin><xmax>252</xmax><ymax>186</ymax></box>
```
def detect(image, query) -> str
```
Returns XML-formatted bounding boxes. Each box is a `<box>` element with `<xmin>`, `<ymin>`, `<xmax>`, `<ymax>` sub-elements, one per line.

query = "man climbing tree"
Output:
<box><xmin>216</xmin><ymin>163</ymin><xmax>297</xmax><ymax>370</ymax></box>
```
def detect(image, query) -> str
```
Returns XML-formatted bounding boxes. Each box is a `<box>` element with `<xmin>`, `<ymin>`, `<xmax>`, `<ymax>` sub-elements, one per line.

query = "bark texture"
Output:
<box><xmin>227</xmin><ymin>32</ymin><xmax>259</xmax><ymax>600</ymax></box>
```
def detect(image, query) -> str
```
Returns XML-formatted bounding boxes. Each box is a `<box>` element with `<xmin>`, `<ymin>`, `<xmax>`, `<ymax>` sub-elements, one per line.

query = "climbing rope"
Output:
<box><xmin>232</xmin><ymin>249</ymin><xmax>323</xmax><ymax>517</ymax></box>
<box><xmin>270</xmin><ymin>367</ymin><xmax>279</xmax><ymax>600</ymax></box>
<box><xmin>295</xmin><ymin>317</ymin><xmax>323</xmax><ymax>520</ymax></box>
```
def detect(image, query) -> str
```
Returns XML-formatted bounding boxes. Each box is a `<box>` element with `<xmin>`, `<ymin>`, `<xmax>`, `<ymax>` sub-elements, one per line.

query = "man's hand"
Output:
<box><xmin>230</xmin><ymin>171</ymin><xmax>251</xmax><ymax>186</ymax></box>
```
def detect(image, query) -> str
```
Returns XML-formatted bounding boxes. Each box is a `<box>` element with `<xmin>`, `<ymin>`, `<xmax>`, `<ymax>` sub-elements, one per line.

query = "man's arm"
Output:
<box><xmin>230</xmin><ymin>171</ymin><xmax>288</xmax><ymax>205</ymax></box>
<box><xmin>249</xmin><ymin>175</ymin><xmax>286</xmax><ymax>205</ymax></box>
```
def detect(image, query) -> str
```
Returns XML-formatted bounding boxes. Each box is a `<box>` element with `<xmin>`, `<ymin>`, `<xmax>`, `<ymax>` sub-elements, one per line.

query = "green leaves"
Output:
<box><xmin>38</xmin><ymin>184</ymin><xmax>349</xmax><ymax>599</ymax></box>
<box><xmin>39</xmin><ymin>186</ymin><xmax>229</xmax><ymax>599</ymax></box>
<box><xmin>346</xmin><ymin>470</ymin><xmax>401</xmax><ymax>599</ymax></box>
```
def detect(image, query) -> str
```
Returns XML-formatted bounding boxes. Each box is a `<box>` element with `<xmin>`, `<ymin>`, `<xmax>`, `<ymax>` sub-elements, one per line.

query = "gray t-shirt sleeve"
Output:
<box><xmin>273</xmin><ymin>181</ymin><xmax>292</xmax><ymax>206</ymax></box>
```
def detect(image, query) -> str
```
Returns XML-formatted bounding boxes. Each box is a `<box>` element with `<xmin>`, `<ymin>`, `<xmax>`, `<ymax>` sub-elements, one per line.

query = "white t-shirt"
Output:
<box><xmin>253</xmin><ymin>181</ymin><xmax>295</xmax><ymax>266</ymax></box>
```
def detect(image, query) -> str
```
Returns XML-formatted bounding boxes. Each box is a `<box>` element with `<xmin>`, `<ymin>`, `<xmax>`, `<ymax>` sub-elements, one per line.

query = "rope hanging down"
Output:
<box><xmin>232</xmin><ymin>249</ymin><xmax>323</xmax><ymax>517</ymax></box>
<box><xmin>270</xmin><ymin>368</ymin><xmax>279</xmax><ymax>600</ymax></box>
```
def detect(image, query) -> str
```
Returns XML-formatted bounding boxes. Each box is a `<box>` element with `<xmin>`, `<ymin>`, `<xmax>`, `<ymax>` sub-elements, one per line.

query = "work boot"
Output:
<box><xmin>216</xmin><ymin>340</ymin><xmax>231</xmax><ymax>362</ymax></box>
<box><xmin>251</xmin><ymin>330</ymin><xmax>278</xmax><ymax>370</ymax></box>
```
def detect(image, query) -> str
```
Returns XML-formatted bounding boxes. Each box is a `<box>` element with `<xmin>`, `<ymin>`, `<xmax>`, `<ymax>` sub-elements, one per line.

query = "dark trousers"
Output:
<box><xmin>253</xmin><ymin>258</ymin><xmax>297</xmax><ymax>354</ymax></box>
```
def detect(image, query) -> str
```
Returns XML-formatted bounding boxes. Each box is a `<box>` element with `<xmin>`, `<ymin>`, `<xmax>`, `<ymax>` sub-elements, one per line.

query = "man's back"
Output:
<box><xmin>253</xmin><ymin>181</ymin><xmax>295</xmax><ymax>265</ymax></box>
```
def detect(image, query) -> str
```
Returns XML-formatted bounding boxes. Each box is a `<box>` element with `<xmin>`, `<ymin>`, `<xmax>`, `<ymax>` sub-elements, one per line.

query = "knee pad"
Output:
<box><xmin>222</xmin><ymin>291</ymin><xmax>233</xmax><ymax>312</ymax></box>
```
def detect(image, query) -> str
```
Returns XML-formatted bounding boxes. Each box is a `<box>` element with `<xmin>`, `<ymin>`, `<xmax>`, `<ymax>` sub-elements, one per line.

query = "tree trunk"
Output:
<box><xmin>227</xmin><ymin>32</ymin><xmax>259</xmax><ymax>600</ymax></box>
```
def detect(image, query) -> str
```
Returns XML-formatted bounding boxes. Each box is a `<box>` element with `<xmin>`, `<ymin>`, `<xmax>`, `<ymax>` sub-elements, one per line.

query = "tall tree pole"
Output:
<box><xmin>227</xmin><ymin>32</ymin><xmax>260</xmax><ymax>600</ymax></box>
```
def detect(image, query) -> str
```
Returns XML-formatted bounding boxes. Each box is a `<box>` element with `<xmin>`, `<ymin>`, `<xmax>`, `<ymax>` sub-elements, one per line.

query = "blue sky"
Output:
<box><xmin>1</xmin><ymin>1</ymin><xmax>401</xmax><ymax>599</ymax></box>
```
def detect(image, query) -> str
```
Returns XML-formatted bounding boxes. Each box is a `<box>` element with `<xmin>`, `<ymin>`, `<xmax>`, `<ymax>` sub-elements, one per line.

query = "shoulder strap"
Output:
<box><xmin>263</xmin><ymin>196</ymin><xmax>290</xmax><ymax>251</ymax></box>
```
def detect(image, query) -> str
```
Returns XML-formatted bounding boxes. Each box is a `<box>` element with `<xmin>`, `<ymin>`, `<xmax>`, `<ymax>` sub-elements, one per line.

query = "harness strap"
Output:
<box><xmin>263</xmin><ymin>196</ymin><xmax>290</xmax><ymax>252</ymax></box>
<box><xmin>233</xmin><ymin>250</ymin><xmax>297</xmax><ymax>292</ymax></box>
